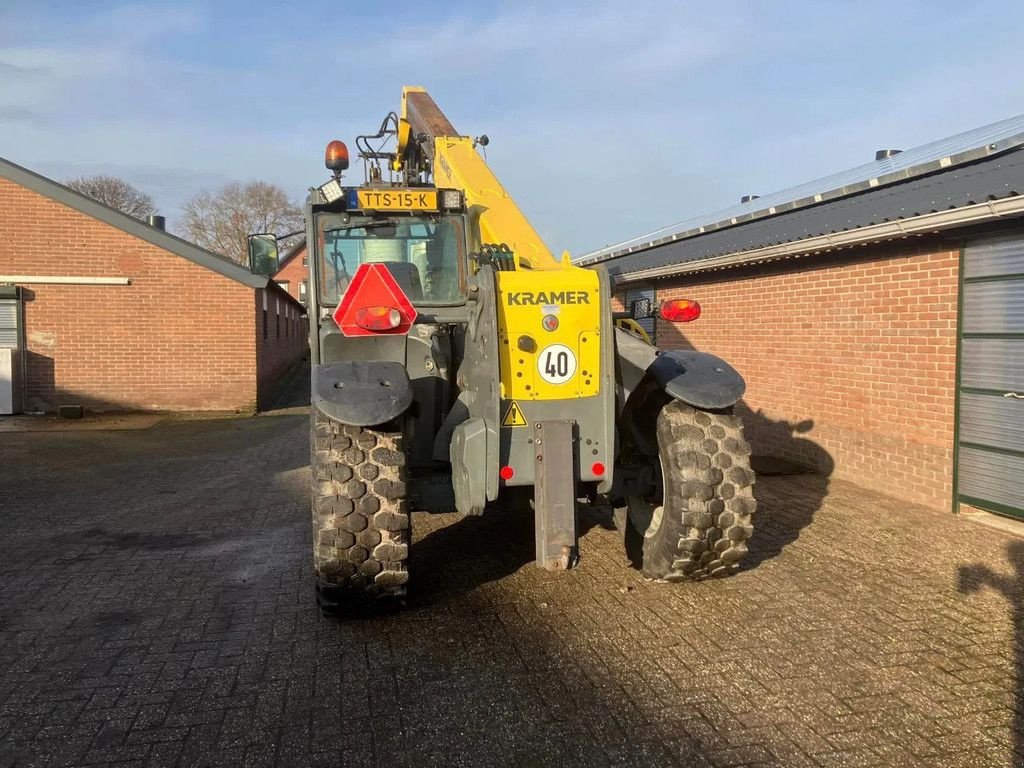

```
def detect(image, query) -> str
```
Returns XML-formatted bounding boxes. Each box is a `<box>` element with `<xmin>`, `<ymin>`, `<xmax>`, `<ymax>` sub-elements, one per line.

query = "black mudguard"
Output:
<box><xmin>312</xmin><ymin>361</ymin><xmax>413</xmax><ymax>427</ymax></box>
<box><xmin>614</xmin><ymin>327</ymin><xmax>744</xmax><ymax>412</ymax></box>
<box><xmin>649</xmin><ymin>350</ymin><xmax>745</xmax><ymax>410</ymax></box>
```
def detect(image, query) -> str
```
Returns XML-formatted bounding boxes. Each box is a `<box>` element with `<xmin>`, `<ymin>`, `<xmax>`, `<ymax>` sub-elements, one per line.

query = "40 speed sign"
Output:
<box><xmin>537</xmin><ymin>344</ymin><xmax>577</xmax><ymax>385</ymax></box>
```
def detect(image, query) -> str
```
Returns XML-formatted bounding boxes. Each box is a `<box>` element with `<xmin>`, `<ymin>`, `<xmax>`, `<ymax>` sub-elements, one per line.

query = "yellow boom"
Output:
<box><xmin>396</xmin><ymin>86</ymin><xmax>560</xmax><ymax>269</ymax></box>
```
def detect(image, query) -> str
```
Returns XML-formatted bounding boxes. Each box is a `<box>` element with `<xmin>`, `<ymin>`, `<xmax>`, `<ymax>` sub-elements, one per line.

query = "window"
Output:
<box><xmin>301</xmin><ymin>257</ymin><xmax>308</xmax><ymax>268</ymax></box>
<box><xmin>316</xmin><ymin>213</ymin><xmax>466</xmax><ymax>307</ymax></box>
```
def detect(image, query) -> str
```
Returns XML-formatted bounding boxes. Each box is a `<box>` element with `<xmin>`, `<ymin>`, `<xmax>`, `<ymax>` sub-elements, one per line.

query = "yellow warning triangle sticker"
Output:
<box><xmin>501</xmin><ymin>401</ymin><xmax>528</xmax><ymax>428</ymax></box>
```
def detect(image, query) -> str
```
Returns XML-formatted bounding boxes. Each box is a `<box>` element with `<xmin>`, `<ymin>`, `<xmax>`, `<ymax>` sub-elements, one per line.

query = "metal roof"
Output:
<box><xmin>577</xmin><ymin>114</ymin><xmax>1024</xmax><ymax>267</ymax></box>
<box><xmin>604</xmin><ymin>149</ymin><xmax>1024</xmax><ymax>282</ymax></box>
<box><xmin>0</xmin><ymin>155</ymin><xmax>270</xmax><ymax>289</ymax></box>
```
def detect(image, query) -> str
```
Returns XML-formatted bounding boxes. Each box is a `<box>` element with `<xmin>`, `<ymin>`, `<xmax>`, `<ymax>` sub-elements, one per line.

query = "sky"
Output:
<box><xmin>1</xmin><ymin>1</ymin><xmax>1023</xmax><ymax>257</ymax></box>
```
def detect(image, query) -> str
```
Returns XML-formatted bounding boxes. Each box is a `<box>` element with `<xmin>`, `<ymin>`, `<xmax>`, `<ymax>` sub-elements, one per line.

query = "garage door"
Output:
<box><xmin>957</xmin><ymin>234</ymin><xmax>1024</xmax><ymax>519</ymax></box>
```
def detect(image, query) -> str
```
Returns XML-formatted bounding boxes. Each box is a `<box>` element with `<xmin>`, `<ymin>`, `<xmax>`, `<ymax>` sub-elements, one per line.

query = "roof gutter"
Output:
<box><xmin>612</xmin><ymin>195</ymin><xmax>1024</xmax><ymax>284</ymax></box>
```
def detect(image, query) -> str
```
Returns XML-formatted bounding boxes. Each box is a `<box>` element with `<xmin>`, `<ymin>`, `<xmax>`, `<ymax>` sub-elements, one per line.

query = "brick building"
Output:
<box><xmin>273</xmin><ymin>240</ymin><xmax>308</xmax><ymax>307</ymax></box>
<box><xmin>0</xmin><ymin>156</ymin><xmax>307</xmax><ymax>413</ymax></box>
<box><xmin>580</xmin><ymin>117</ymin><xmax>1024</xmax><ymax>518</ymax></box>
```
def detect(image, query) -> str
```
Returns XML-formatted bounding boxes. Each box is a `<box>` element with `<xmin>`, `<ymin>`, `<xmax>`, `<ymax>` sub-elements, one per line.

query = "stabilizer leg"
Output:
<box><xmin>533</xmin><ymin>420</ymin><xmax>578</xmax><ymax>570</ymax></box>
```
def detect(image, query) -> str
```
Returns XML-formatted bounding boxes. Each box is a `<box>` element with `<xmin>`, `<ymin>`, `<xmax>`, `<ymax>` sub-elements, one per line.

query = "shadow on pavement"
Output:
<box><xmin>263</xmin><ymin>359</ymin><xmax>311</xmax><ymax>411</ymax></box>
<box><xmin>958</xmin><ymin>541</ymin><xmax>1024</xmax><ymax>764</ymax></box>
<box><xmin>737</xmin><ymin>403</ymin><xmax>834</xmax><ymax>570</ymax></box>
<box><xmin>321</xmin><ymin>502</ymin><xmax>724</xmax><ymax>765</ymax></box>
<box><xmin>409</xmin><ymin>505</ymin><xmax>536</xmax><ymax>608</ymax></box>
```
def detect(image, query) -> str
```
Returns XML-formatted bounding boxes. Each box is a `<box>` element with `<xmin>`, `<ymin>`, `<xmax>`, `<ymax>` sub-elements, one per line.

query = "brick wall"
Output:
<box><xmin>255</xmin><ymin>285</ymin><xmax>308</xmax><ymax>408</ymax></box>
<box><xmin>640</xmin><ymin>241</ymin><xmax>960</xmax><ymax>509</ymax></box>
<box><xmin>1</xmin><ymin>177</ymin><xmax>262</xmax><ymax>412</ymax></box>
<box><xmin>272</xmin><ymin>246</ymin><xmax>307</xmax><ymax>304</ymax></box>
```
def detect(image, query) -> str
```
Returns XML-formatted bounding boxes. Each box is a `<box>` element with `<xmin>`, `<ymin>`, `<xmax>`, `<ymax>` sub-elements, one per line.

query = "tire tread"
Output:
<box><xmin>641</xmin><ymin>401</ymin><xmax>756</xmax><ymax>580</ymax></box>
<box><xmin>310</xmin><ymin>412</ymin><xmax>409</xmax><ymax>605</ymax></box>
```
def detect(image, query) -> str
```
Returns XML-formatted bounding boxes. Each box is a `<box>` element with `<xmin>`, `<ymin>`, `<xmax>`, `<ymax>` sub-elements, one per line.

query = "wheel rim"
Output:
<box><xmin>625</xmin><ymin>455</ymin><xmax>666</xmax><ymax>539</ymax></box>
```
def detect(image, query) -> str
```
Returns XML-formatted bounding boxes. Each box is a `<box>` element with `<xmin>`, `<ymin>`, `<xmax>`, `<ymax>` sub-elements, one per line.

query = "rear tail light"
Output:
<box><xmin>660</xmin><ymin>299</ymin><xmax>701</xmax><ymax>322</ymax></box>
<box><xmin>355</xmin><ymin>305</ymin><xmax>402</xmax><ymax>331</ymax></box>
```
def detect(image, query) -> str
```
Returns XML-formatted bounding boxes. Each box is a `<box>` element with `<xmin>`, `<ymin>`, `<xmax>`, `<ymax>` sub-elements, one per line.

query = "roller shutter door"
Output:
<box><xmin>0</xmin><ymin>296</ymin><xmax>20</xmax><ymax>349</ymax></box>
<box><xmin>956</xmin><ymin>234</ymin><xmax>1024</xmax><ymax>518</ymax></box>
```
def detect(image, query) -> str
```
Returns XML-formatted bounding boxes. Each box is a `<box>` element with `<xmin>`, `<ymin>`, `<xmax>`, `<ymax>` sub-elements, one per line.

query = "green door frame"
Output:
<box><xmin>952</xmin><ymin>238</ymin><xmax>1024</xmax><ymax>519</ymax></box>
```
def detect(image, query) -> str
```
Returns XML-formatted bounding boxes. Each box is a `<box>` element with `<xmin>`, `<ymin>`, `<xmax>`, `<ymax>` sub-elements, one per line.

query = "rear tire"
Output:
<box><xmin>626</xmin><ymin>401</ymin><xmax>755</xmax><ymax>580</ymax></box>
<box><xmin>311</xmin><ymin>412</ymin><xmax>410</xmax><ymax>608</ymax></box>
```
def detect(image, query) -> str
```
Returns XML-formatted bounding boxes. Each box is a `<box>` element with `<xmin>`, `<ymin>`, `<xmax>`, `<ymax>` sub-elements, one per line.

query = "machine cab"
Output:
<box><xmin>295</xmin><ymin>164</ymin><xmax>474</xmax><ymax>474</ymax></box>
<box><xmin>304</xmin><ymin>163</ymin><xmax>471</xmax><ymax>330</ymax></box>
<box><xmin>313</xmin><ymin>201</ymin><xmax>468</xmax><ymax>316</ymax></box>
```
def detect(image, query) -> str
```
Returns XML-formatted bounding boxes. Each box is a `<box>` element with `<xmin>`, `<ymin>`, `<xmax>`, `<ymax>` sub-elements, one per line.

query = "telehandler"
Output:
<box><xmin>251</xmin><ymin>87</ymin><xmax>755</xmax><ymax>608</ymax></box>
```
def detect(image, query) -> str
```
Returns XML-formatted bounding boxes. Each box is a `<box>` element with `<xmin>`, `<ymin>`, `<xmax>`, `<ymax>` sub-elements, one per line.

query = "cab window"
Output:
<box><xmin>316</xmin><ymin>214</ymin><xmax>466</xmax><ymax>307</ymax></box>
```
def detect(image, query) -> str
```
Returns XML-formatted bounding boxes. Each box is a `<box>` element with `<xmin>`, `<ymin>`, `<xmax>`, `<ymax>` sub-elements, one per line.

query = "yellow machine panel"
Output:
<box><xmin>495</xmin><ymin>269</ymin><xmax>601</xmax><ymax>400</ymax></box>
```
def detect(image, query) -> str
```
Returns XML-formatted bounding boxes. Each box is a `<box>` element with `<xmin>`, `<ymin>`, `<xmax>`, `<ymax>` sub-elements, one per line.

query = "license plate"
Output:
<box><xmin>356</xmin><ymin>189</ymin><xmax>437</xmax><ymax>211</ymax></box>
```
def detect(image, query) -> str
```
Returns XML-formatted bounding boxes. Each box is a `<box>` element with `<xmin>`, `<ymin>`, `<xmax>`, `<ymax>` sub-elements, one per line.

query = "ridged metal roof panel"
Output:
<box><xmin>603</xmin><ymin>149</ymin><xmax>1024</xmax><ymax>279</ymax></box>
<box><xmin>577</xmin><ymin>114</ymin><xmax>1024</xmax><ymax>265</ymax></box>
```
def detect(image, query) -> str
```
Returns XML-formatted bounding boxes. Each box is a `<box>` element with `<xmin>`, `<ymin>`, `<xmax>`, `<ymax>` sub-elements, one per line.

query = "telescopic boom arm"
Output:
<box><xmin>396</xmin><ymin>86</ymin><xmax>559</xmax><ymax>269</ymax></box>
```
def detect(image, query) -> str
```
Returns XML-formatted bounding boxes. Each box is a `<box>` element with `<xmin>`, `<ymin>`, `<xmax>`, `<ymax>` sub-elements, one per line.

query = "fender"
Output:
<box><xmin>614</xmin><ymin>327</ymin><xmax>745</xmax><ymax>411</ymax></box>
<box><xmin>312</xmin><ymin>360</ymin><xmax>413</xmax><ymax>427</ymax></box>
<box><xmin>649</xmin><ymin>349</ymin><xmax>745</xmax><ymax>410</ymax></box>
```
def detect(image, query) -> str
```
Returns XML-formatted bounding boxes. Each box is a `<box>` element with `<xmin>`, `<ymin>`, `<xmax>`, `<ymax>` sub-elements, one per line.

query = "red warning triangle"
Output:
<box><xmin>332</xmin><ymin>263</ymin><xmax>418</xmax><ymax>337</ymax></box>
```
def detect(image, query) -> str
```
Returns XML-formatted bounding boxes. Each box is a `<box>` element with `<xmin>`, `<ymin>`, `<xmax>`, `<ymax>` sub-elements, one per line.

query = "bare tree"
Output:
<box><xmin>180</xmin><ymin>181</ymin><xmax>303</xmax><ymax>265</ymax></box>
<box><xmin>65</xmin><ymin>175</ymin><xmax>157</xmax><ymax>220</ymax></box>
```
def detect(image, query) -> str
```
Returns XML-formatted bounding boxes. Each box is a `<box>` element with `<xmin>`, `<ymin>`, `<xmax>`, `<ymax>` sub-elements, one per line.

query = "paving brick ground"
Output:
<box><xmin>1</xmin><ymin>403</ymin><xmax>1022</xmax><ymax>767</ymax></box>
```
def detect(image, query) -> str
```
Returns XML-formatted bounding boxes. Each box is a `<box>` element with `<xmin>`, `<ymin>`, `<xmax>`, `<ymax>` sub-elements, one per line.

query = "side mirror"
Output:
<box><xmin>248</xmin><ymin>233</ymin><xmax>280</xmax><ymax>276</ymax></box>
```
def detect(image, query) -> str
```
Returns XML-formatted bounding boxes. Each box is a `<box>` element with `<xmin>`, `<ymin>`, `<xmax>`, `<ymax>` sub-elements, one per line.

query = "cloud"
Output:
<box><xmin>0</xmin><ymin>48</ymin><xmax>125</xmax><ymax>116</ymax></box>
<box><xmin>1</xmin><ymin>0</ymin><xmax>1022</xmax><ymax>256</ymax></box>
<box><xmin>0</xmin><ymin>60</ymin><xmax>45</xmax><ymax>76</ymax></box>
<box><xmin>0</xmin><ymin>4</ymin><xmax>205</xmax><ymax>122</ymax></box>
<box><xmin>0</xmin><ymin>105</ymin><xmax>48</xmax><ymax>124</ymax></box>
<box><xmin>337</xmin><ymin>2</ymin><xmax>744</xmax><ymax>100</ymax></box>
